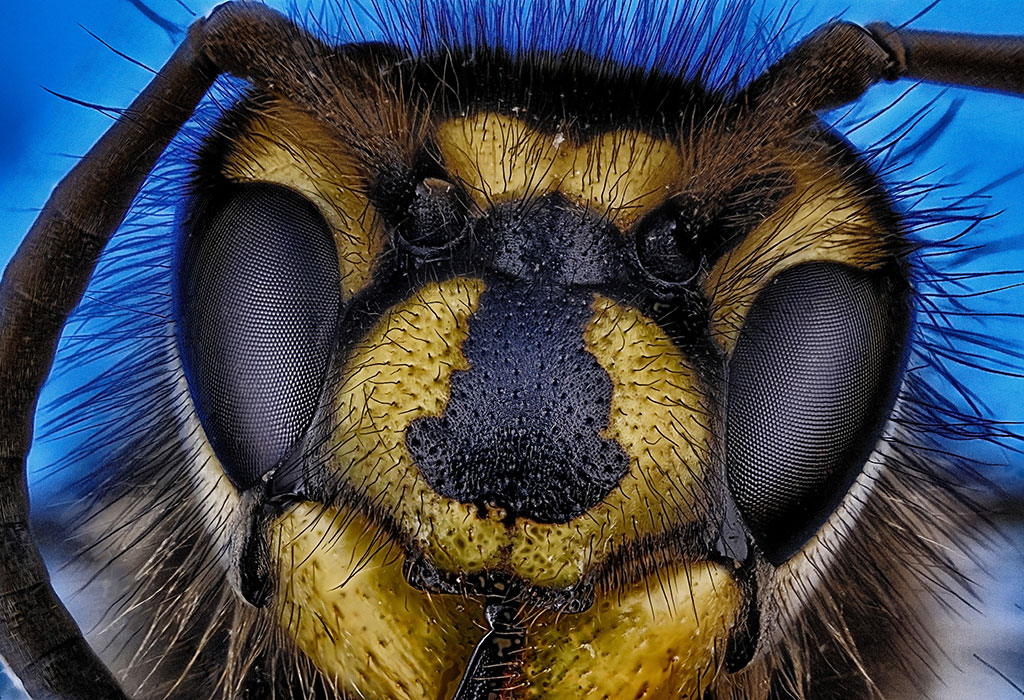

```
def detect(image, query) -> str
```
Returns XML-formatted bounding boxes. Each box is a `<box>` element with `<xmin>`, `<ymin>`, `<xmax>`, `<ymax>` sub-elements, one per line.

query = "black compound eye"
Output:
<box><xmin>176</xmin><ymin>182</ymin><xmax>341</xmax><ymax>490</ymax></box>
<box><xmin>725</xmin><ymin>261</ymin><xmax>910</xmax><ymax>565</ymax></box>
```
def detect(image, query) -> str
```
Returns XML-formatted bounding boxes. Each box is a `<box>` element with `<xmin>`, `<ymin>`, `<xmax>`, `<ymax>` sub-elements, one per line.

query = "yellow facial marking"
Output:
<box><xmin>222</xmin><ymin>101</ymin><xmax>383</xmax><ymax>298</ymax></box>
<box><xmin>523</xmin><ymin>561</ymin><xmax>741</xmax><ymax>699</ymax></box>
<box><xmin>704</xmin><ymin>167</ymin><xmax>889</xmax><ymax>353</ymax></box>
<box><xmin>507</xmin><ymin>296</ymin><xmax>713</xmax><ymax>586</ymax></box>
<box><xmin>275</xmin><ymin>502</ymin><xmax>484</xmax><ymax>700</ymax></box>
<box><xmin>330</xmin><ymin>284</ymin><xmax>711</xmax><ymax>589</ymax></box>
<box><xmin>275</xmin><ymin>507</ymin><xmax>740</xmax><ymax>700</ymax></box>
<box><xmin>290</xmin><ymin>281</ymin><xmax>730</xmax><ymax>698</ymax></box>
<box><xmin>436</xmin><ymin>113</ymin><xmax>683</xmax><ymax>228</ymax></box>
<box><xmin>329</xmin><ymin>278</ymin><xmax>506</xmax><ymax>573</ymax></box>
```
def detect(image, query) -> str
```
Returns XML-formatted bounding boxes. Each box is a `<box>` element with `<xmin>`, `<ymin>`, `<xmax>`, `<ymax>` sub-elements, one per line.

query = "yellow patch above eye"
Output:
<box><xmin>436</xmin><ymin>112</ymin><xmax>683</xmax><ymax>228</ymax></box>
<box><xmin>222</xmin><ymin>101</ymin><xmax>383</xmax><ymax>299</ymax></box>
<box><xmin>704</xmin><ymin>166</ymin><xmax>891</xmax><ymax>354</ymax></box>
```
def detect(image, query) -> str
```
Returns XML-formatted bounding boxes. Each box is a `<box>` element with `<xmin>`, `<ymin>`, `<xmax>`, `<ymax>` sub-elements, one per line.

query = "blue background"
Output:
<box><xmin>1</xmin><ymin>1</ymin><xmax>1022</xmax><ymax>698</ymax></box>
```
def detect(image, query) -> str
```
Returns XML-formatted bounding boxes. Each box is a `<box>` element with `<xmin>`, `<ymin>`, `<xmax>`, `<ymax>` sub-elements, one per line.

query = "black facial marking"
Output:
<box><xmin>404</xmin><ymin>195</ymin><xmax>637</xmax><ymax>523</ymax></box>
<box><xmin>406</xmin><ymin>280</ymin><xmax>629</xmax><ymax>523</ymax></box>
<box><xmin>471</xmin><ymin>192</ymin><xmax>632</xmax><ymax>287</ymax></box>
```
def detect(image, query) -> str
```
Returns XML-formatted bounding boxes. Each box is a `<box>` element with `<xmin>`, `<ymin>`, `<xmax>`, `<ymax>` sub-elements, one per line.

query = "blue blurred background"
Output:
<box><xmin>1</xmin><ymin>0</ymin><xmax>1022</xmax><ymax>698</ymax></box>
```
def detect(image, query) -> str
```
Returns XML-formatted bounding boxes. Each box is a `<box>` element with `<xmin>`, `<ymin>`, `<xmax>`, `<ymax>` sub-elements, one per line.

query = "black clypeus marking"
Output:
<box><xmin>406</xmin><ymin>279</ymin><xmax>629</xmax><ymax>523</ymax></box>
<box><xmin>406</xmin><ymin>194</ymin><xmax>633</xmax><ymax>524</ymax></box>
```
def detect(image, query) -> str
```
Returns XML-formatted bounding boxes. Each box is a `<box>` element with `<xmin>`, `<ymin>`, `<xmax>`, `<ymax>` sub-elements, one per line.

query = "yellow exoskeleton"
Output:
<box><xmin>0</xmin><ymin>1</ymin><xmax>1022</xmax><ymax>699</ymax></box>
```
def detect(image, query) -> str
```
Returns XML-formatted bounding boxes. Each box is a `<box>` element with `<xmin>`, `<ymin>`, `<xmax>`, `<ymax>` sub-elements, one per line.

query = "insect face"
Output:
<box><xmin>3</xmin><ymin>2</ymin><xmax>1023</xmax><ymax>700</ymax></box>
<box><xmin>159</xmin><ymin>25</ymin><xmax>919</xmax><ymax>696</ymax></box>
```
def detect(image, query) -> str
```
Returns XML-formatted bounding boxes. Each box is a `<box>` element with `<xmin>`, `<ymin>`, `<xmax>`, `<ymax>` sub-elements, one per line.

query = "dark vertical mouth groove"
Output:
<box><xmin>452</xmin><ymin>601</ymin><xmax>525</xmax><ymax>700</ymax></box>
<box><xmin>724</xmin><ymin>557</ymin><xmax>762</xmax><ymax>673</ymax></box>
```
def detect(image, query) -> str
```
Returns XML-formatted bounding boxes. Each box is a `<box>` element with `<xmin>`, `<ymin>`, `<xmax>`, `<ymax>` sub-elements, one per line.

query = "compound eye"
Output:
<box><xmin>176</xmin><ymin>182</ymin><xmax>340</xmax><ymax>490</ymax></box>
<box><xmin>725</xmin><ymin>262</ymin><xmax>909</xmax><ymax>565</ymax></box>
